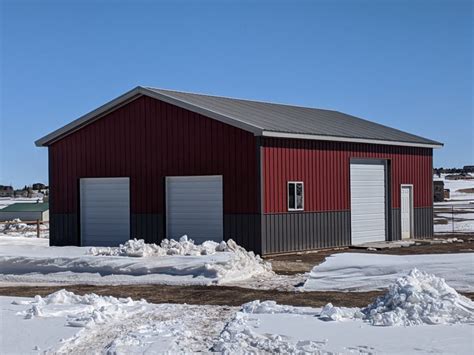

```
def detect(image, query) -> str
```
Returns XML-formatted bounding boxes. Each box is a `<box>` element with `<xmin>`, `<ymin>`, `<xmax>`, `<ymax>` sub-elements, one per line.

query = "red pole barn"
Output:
<box><xmin>36</xmin><ymin>87</ymin><xmax>442</xmax><ymax>255</ymax></box>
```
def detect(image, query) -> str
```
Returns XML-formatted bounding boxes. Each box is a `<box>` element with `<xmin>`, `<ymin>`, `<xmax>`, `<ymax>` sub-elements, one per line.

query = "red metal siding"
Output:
<box><xmin>262</xmin><ymin>138</ymin><xmax>433</xmax><ymax>213</ymax></box>
<box><xmin>49</xmin><ymin>96</ymin><xmax>259</xmax><ymax>215</ymax></box>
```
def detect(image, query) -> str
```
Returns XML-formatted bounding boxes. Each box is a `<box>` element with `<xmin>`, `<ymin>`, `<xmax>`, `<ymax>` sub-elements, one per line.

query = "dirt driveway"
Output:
<box><xmin>1</xmin><ymin>284</ymin><xmax>472</xmax><ymax>308</ymax></box>
<box><xmin>0</xmin><ymin>284</ymin><xmax>384</xmax><ymax>307</ymax></box>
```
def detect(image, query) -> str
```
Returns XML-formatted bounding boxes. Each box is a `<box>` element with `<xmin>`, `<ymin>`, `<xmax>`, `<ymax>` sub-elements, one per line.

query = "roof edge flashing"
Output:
<box><xmin>261</xmin><ymin>131</ymin><xmax>443</xmax><ymax>149</ymax></box>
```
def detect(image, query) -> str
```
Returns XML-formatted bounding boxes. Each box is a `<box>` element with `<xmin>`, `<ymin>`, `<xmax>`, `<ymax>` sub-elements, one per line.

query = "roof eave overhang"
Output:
<box><xmin>35</xmin><ymin>86</ymin><xmax>263</xmax><ymax>147</ymax></box>
<box><xmin>262</xmin><ymin>131</ymin><xmax>444</xmax><ymax>149</ymax></box>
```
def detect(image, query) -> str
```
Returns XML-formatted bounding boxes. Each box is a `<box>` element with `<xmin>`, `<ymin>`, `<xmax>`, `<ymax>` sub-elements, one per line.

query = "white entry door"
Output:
<box><xmin>350</xmin><ymin>162</ymin><xmax>387</xmax><ymax>245</ymax></box>
<box><xmin>401</xmin><ymin>185</ymin><xmax>413</xmax><ymax>239</ymax></box>
<box><xmin>80</xmin><ymin>177</ymin><xmax>130</xmax><ymax>246</ymax></box>
<box><xmin>166</xmin><ymin>175</ymin><xmax>223</xmax><ymax>244</ymax></box>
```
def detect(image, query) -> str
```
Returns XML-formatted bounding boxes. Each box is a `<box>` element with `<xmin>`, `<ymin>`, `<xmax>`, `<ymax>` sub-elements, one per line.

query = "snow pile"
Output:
<box><xmin>213</xmin><ymin>312</ymin><xmax>325</xmax><ymax>354</ymax></box>
<box><xmin>15</xmin><ymin>289</ymin><xmax>148</xmax><ymax>328</ymax></box>
<box><xmin>1</xmin><ymin>218</ymin><xmax>28</xmax><ymax>232</ymax></box>
<box><xmin>88</xmin><ymin>238</ymin><xmax>165</xmax><ymax>257</ymax></box>
<box><xmin>0</xmin><ymin>236</ymin><xmax>273</xmax><ymax>286</ymax></box>
<box><xmin>0</xmin><ymin>218</ymin><xmax>49</xmax><ymax>238</ymax></box>
<box><xmin>161</xmin><ymin>236</ymin><xmax>228</xmax><ymax>256</ymax></box>
<box><xmin>362</xmin><ymin>268</ymin><xmax>474</xmax><ymax>326</ymax></box>
<box><xmin>313</xmin><ymin>268</ymin><xmax>474</xmax><ymax>326</ymax></box>
<box><xmin>319</xmin><ymin>303</ymin><xmax>363</xmax><ymax>321</ymax></box>
<box><xmin>205</xmin><ymin>239</ymin><xmax>273</xmax><ymax>283</ymax></box>
<box><xmin>244</xmin><ymin>270</ymin><xmax>474</xmax><ymax>327</ymax></box>
<box><xmin>87</xmin><ymin>235</ymin><xmax>229</xmax><ymax>257</ymax></box>
<box><xmin>242</xmin><ymin>300</ymin><xmax>318</xmax><ymax>316</ymax></box>
<box><xmin>87</xmin><ymin>237</ymin><xmax>273</xmax><ymax>284</ymax></box>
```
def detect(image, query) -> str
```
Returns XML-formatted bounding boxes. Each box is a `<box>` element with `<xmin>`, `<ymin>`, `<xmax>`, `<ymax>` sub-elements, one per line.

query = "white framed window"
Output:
<box><xmin>288</xmin><ymin>181</ymin><xmax>304</xmax><ymax>211</ymax></box>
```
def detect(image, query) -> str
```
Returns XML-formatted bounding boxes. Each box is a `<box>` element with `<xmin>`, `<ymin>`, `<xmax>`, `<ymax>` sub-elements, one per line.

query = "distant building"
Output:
<box><xmin>0</xmin><ymin>202</ymin><xmax>49</xmax><ymax>222</ymax></box>
<box><xmin>445</xmin><ymin>173</ymin><xmax>474</xmax><ymax>180</ymax></box>
<box><xmin>433</xmin><ymin>181</ymin><xmax>445</xmax><ymax>202</ymax></box>
<box><xmin>32</xmin><ymin>183</ymin><xmax>47</xmax><ymax>190</ymax></box>
<box><xmin>463</xmin><ymin>165</ymin><xmax>474</xmax><ymax>173</ymax></box>
<box><xmin>0</xmin><ymin>186</ymin><xmax>14</xmax><ymax>197</ymax></box>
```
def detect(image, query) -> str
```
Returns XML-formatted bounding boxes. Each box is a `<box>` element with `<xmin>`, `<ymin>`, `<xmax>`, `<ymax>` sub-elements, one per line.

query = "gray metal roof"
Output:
<box><xmin>35</xmin><ymin>86</ymin><xmax>443</xmax><ymax>148</ymax></box>
<box><xmin>1</xmin><ymin>202</ymin><xmax>49</xmax><ymax>212</ymax></box>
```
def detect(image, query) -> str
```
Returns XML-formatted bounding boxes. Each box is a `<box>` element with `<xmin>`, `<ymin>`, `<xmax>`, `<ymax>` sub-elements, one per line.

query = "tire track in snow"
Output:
<box><xmin>55</xmin><ymin>305</ymin><xmax>237</xmax><ymax>354</ymax></box>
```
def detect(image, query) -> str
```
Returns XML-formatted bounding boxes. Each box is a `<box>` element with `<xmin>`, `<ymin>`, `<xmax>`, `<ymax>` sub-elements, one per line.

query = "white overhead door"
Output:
<box><xmin>350</xmin><ymin>162</ymin><xmax>386</xmax><ymax>245</ymax></box>
<box><xmin>166</xmin><ymin>175</ymin><xmax>223</xmax><ymax>244</ymax></box>
<box><xmin>80</xmin><ymin>177</ymin><xmax>130</xmax><ymax>246</ymax></box>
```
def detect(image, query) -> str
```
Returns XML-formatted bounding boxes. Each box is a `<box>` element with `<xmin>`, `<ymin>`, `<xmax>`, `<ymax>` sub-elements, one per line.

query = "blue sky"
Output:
<box><xmin>1</xmin><ymin>0</ymin><xmax>472</xmax><ymax>188</ymax></box>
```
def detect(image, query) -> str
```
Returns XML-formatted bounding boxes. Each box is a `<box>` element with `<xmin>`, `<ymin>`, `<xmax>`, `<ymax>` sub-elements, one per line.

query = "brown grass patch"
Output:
<box><xmin>0</xmin><ymin>284</ymin><xmax>472</xmax><ymax>308</ymax></box>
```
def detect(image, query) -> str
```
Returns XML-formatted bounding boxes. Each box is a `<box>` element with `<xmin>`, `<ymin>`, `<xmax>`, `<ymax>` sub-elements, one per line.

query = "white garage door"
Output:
<box><xmin>350</xmin><ymin>162</ymin><xmax>386</xmax><ymax>245</ymax></box>
<box><xmin>80</xmin><ymin>177</ymin><xmax>130</xmax><ymax>246</ymax></box>
<box><xmin>166</xmin><ymin>175</ymin><xmax>223</xmax><ymax>244</ymax></box>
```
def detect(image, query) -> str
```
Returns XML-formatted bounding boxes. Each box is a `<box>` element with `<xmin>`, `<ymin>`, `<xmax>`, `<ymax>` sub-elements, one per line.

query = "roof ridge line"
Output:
<box><xmin>144</xmin><ymin>86</ymin><xmax>338</xmax><ymax>113</ymax></box>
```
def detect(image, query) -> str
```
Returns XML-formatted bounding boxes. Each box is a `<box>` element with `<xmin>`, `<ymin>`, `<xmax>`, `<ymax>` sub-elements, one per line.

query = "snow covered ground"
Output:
<box><xmin>1</xmin><ymin>270</ymin><xmax>473</xmax><ymax>354</ymax></box>
<box><xmin>2</xmin><ymin>236</ymin><xmax>473</xmax><ymax>294</ymax></box>
<box><xmin>434</xmin><ymin>174</ymin><xmax>474</xmax><ymax>233</ymax></box>
<box><xmin>434</xmin><ymin>211</ymin><xmax>474</xmax><ymax>233</ymax></box>
<box><xmin>303</xmin><ymin>252</ymin><xmax>474</xmax><ymax>292</ymax></box>
<box><xmin>0</xmin><ymin>236</ymin><xmax>274</xmax><ymax>286</ymax></box>
<box><xmin>434</xmin><ymin>173</ymin><xmax>474</xmax><ymax>201</ymax></box>
<box><xmin>0</xmin><ymin>219</ymin><xmax>49</xmax><ymax>238</ymax></box>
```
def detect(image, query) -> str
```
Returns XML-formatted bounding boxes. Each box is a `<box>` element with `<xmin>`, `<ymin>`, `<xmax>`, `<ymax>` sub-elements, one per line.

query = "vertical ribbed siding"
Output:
<box><xmin>49</xmin><ymin>96</ymin><xmax>260</xmax><ymax>248</ymax></box>
<box><xmin>260</xmin><ymin>138</ymin><xmax>433</xmax><ymax>253</ymax></box>
<box><xmin>224</xmin><ymin>214</ymin><xmax>261</xmax><ymax>253</ymax></box>
<box><xmin>262</xmin><ymin>211</ymin><xmax>351</xmax><ymax>254</ymax></box>
<box><xmin>391</xmin><ymin>208</ymin><xmax>401</xmax><ymax>241</ymax></box>
<box><xmin>414</xmin><ymin>207</ymin><xmax>434</xmax><ymax>238</ymax></box>
<box><xmin>50</xmin><ymin>96</ymin><xmax>259</xmax><ymax>215</ymax></box>
<box><xmin>131</xmin><ymin>214</ymin><xmax>163</xmax><ymax>244</ymax></box>
<box><xmin>49</xmin><ymin>213</ymin><xmax>78</xmax><ymax>246</ymax></box>
<box><xmin>262</xmin><ymin>138</ymin><xmax>433</xmax><ymax>213</ymax></box>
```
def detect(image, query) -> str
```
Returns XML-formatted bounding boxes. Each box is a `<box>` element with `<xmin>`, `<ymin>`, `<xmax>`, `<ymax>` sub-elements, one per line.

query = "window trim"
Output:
<box><xmin>287</xmin><ymin>181</ymin><xmax>304</xmax><ymax>211</ymax></box>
